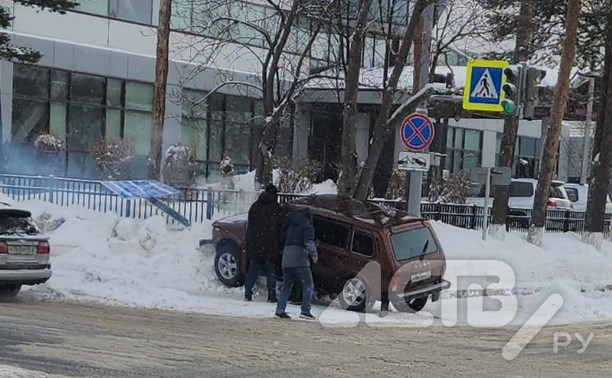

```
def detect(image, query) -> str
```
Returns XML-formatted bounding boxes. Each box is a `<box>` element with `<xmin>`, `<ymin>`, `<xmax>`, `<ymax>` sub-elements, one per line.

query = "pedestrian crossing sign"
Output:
<box><xmin>463</xmin><ymin>59</ymin><xmax>509</xmax><ymax>112</ymax></box>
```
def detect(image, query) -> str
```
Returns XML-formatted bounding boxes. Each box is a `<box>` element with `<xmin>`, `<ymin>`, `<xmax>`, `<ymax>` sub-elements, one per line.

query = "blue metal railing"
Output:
<box><xmin>0</xmin><ymin>174</ymin><xmax>609</xmax><ymax>237</ymax></box>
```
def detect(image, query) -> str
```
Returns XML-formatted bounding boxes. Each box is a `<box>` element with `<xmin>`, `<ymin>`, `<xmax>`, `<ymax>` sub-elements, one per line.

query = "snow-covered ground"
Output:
<box><xmin>6</xmin><ymin>192</ymin><xmax>612</xmax><ymax>328</ymax></box>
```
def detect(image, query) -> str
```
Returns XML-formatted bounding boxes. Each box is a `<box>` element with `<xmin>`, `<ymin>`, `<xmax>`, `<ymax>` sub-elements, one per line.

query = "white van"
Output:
<box><xmin>468</xmin><ymin>178</ymin><xmax>573</xmax><ymax>210</ymax></box>
<box><xmin>563</xmin><ymin>183</ymin><xmax>612</xmax><ymax>214</ymax></box>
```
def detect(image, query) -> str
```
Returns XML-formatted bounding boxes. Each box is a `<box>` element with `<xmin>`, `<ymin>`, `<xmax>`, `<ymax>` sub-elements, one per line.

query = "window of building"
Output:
<box><xmin>496</xmin><ymin>133</ymin><xmax>541</xmax><ymax>178</ymax></box>
<box><xmin>12</xmin><ymin>99</ymin><xmax>49</xmax><ymax>144</ymax></box>
<box><xmin>109</xmin><ymin>0</ymin><xmax>153</xmax><ymax>24</ymax></box>
<box><xmin>445</xmin><ymin>127</ymin><xmax>482</xmax><ymax>172</ymax></box>
<box><xmin>76</xmin><ymin>0</ymin><xmax>109</xmax><ymax>16</ymax></box>
<box><xmin>181</xmin><ymin>89</ymin><xmax>208</xmax><ymax>161</ymax></box>
<box><xmin>11</xmin><ymin>64</ymin><xmax>156</xmax><ymax>178</ymax></box>
<box><xmin>12</xmin><ymin>65</ymin><xmax>50</xmax><ymax>144</ymax></box>
<box><xmin>71</xmin><ymin>73</ymin><xmax>105</xmax><ymax>105</ymax></box>
<box><xmin>67</xmin><ymin>105</ymin><xmax>104</xmax><ymax>152</ymax></box>
<box><xmin>516</xmin><ymin>136</ymin><xmax>541</xmax><ymax>178</ymax></box>
<box><xmin>171</xmin><ymin>0</ymin><xmax>192</xmax><ymax>30</ymax></box>
<box><xmin>124</xmin><ymin>82</ymin><xmax>153</xmax><ymax>155</ymax></box>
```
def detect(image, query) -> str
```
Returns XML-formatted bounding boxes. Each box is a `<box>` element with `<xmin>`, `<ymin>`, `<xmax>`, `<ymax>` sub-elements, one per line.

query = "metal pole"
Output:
<box><xmin>407</xmin><ymin>1</ymin><xmax>435</xmax><ymax>217</ymax></box>
<box><xmin>580</xmin><ymin>76</ymin><xmax>595</xmax><ymax>184</ymax></box>
<box><xmin>482</xmin><ymin>167</ymin><xmax>491</xmax><ymax>241</ymax></box>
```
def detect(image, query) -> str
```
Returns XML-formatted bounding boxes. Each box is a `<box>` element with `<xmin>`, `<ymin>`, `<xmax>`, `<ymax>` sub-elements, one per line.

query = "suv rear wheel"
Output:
<box><xmin>214</xmin><ymin>242</ymin><xmax>243</xmax><ymax>287</ymax></box>
<box><xmin>391</xmin><ymin>296</ymin><xmax>428</xmax><ymax>313</ymax></box>
<box><xmin>0</xmin><ymin>284</ymin><xmax>21</xmax><ymax>300</ymax></box>
<box><xmin>338</xmin><ymin>277</ymin><xmax>374</xmax><ymax>312</ymax></box>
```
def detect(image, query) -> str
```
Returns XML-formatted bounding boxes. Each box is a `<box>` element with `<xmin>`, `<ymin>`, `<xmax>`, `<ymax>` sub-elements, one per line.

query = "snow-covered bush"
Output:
<box><xmin>273</xmin><ymin>156</ymin><xmax>322</xmax><ymax>193</ymax></box>
<box><xmin>219</xmin><ymin>156</ymin><xmax>235</xmax><ymax>189</ymax></box>
<box><xmin>385</xmin><ymin>169</ymin><xmax>407</xmax><ymax>199</ymax></box>
<box><xmin>162</xmin><ymin>145</ymin><xmax>197</xmax><ymax>188</ymax></box>
<box><xmin>34</xmin><ymin>133</ymin><xmax>64</xmax><ymax>152</ymax></box>
<box><xmin>89</xmin><ymin>139</ymin><xmax>134</xmax><ymax>180</ymax></box>
<box><xmin>440</xmin><ymin>171</ymin><xmax>471</xmax><ymax>204</ymax></box>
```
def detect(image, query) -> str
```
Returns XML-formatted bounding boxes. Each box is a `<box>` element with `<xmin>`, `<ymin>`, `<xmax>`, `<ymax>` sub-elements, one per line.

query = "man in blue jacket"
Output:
<box><xmin>275</xmin><ymin>208</ymin><xmax>318</xmax><ymax>320</ymax></box>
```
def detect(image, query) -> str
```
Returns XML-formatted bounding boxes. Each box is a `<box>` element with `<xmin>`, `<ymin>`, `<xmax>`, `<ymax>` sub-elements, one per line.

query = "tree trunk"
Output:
<box><xmin>591</xmin><ymin>13</ymin><xmax>612</xmax><ymax>168</ymax></box>
<box><xmin>353</xmin><ymin>0</ymin><xmax>429</xmax><ymax>201</ymax></box>
<box><xmin>338</xmin><ymin>0</ymin><xmax>374</xmax><ymax>197</ymax></box>
<box><xmin>585</xmin><ymin>16</ymin><xmax>612</xmax><ymax>242</ymax></box>
<box><xmin>413</xmin><ymin>17</ymin><xmax>424</xmax><ymax>93</ymax></box>
<box><xmin>490</xmin><ymin>0</ymin><xmax>533</xmax><ymax>237</ymax></box>
<box><xmin>527</xmin><ymin>0</ymin><xmax>580</xmax><ymax>246</ymax></box>
<box><xmin>149</xmin><ymin>0</ymin><xmax>171</xmax><ymax>180</ymax></box>
<box><xmin>253</xmin><ymin>0</ymin><xmax>302</xmax><ymax>188</ymax></box>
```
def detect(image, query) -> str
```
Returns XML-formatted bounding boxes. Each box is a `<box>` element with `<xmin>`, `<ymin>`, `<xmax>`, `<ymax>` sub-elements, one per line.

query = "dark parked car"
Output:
<box><xmin>212</xmin><ymin>195</ymin><xmax>449</xmax><ymax>312</ymax></box>
<box><xmin>0</xmin><ymin>205</ymin><xmax>51</xmax><ymax>299</ymax></box>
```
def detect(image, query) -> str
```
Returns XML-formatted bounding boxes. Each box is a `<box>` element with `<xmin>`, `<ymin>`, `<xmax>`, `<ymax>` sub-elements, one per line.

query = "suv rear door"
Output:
<box><xmin>312</xmin><ymin>215</ymin><xmax>351</xmax><ymax>291</ymax></box>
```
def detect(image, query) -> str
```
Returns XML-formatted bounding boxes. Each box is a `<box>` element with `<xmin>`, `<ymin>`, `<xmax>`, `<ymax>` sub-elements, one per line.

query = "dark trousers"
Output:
<box><xmin>276</xmin><ymin>267</ymin><xmax>314</xmax><ymax>314</ymax></box>
<box><xmin>244</xmin><ymin>259</ymin><xmax>277</xmax><ymax>300</ymax></box>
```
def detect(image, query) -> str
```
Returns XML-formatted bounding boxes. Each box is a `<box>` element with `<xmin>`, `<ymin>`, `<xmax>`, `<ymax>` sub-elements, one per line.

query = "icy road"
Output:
<box><xmin>0</xmin><ymin>300</ymin><xmax>611</xmax><ymax>377</ymax></box>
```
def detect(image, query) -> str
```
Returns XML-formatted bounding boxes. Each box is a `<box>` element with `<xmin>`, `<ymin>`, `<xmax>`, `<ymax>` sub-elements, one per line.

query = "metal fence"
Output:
<box><xmin>0</xmin><ymin>173</ymin><xmax>609</xmax><ymax>236</ymax></box>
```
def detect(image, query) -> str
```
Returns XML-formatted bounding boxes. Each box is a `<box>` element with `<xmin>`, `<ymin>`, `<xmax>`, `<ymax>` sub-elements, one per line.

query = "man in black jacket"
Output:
<box><xmin>244</xmin><ymin>183</ymin><xmax>284</xmax><ymax>302</ymax></box>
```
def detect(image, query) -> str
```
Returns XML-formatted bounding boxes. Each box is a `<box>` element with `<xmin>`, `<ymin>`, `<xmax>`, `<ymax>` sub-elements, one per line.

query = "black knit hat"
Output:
<box><xmin>265</xmin><ymin>183</ymin><xmax>279</xmax><ymax>193</ymax></box>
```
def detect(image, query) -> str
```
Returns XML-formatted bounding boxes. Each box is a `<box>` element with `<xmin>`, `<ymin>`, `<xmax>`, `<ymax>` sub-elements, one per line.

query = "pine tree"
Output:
<box><xmin>527</xmin><ymin>0</ymin><xmax>580</xmax><ymax>246</ymax></box>
<box><xmin>0</xmin><ymin>0</ymin><xmax>77</xmax><ymax>62</ymax></box>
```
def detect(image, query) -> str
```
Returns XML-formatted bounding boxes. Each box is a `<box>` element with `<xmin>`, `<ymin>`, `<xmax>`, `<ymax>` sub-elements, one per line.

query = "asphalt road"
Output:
<box><xmin>0</xmin><ymin>299</ymin><xmax>611</xmax><ymax>377</ymax></box>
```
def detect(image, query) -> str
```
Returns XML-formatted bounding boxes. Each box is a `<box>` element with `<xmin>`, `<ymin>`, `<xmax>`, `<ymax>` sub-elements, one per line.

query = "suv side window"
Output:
<box><xmin>352</xmin><ymin>231</ymin><xmax>374</xmax><ymax>257</ymax></box>
<box><xmin>313</xmin><ymin>216</ymin><xmax>349</xmax><ymax>248</ymax></box>
<box><xmin>565</xmin><ymin>187</ymin><xmax>579</xmax><ymax>202</ymax></box>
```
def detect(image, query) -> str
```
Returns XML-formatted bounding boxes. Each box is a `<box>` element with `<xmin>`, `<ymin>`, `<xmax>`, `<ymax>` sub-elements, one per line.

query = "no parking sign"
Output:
<box><xmin>400</xmin><ymin>113</ymin><xmax>435</xmax><ymax>152</ymax></box>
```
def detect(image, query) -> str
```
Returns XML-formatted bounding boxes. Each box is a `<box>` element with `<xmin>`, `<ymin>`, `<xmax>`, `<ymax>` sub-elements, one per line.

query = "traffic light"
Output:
<box><xmin>522</xmin><ymin>66</ymin><xmax>546</xmax><ymax>120</ymax></box>
<box><xmin>501</xmin><ymin>66</ymin><xmax>520</xmax><ymax>115</ymax></box>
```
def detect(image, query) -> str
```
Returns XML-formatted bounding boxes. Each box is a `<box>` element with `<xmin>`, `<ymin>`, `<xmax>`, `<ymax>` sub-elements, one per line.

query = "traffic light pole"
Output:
<box><xmin>490</xmin><ymin>64</ymin><xmax>526</xmax><ymax>238</ymax></box>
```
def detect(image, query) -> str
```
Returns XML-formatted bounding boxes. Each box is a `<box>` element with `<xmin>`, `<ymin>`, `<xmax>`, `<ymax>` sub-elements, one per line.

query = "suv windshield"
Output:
<box><xmin>390</xmin><ymin>226</ymin><xmax>437</xmax><ymax>261</ymax></box>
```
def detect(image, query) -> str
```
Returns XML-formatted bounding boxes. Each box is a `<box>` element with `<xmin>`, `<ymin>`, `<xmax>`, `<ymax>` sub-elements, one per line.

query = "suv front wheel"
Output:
<box><xmin>338</xmin><ymin>277</ymin><xmax>374</xmax><ymax>312</ymax></box>
<box><xmin>214</xmin><ymin>243</ymin><xmax>243</xmax><ymax>287</ymax></box>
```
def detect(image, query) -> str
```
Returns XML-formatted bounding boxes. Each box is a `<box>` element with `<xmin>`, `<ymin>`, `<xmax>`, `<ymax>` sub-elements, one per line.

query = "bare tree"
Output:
<box><xmin>181</xmin><ymin>0</ymin><xmax>333</xmax><ymax>187</ymax></box>
<box><xmin>429</xmin><ymin>0</ymin><xmax>490</xmax><ymax>79</ymax></box>
<box><xmin>149</xmin><ymin>0</ymin><xmax>172</xmax><ymax>179</ymax></box>
<box><xmin>337</xmin><ymin>0</ymin><xmax>374</xmax><ymax>197</ymax></box>
<box><xmin>527</xmin><ymin>0</ymin><xmax>580</xmax><ymax>246</ymax></box>
<box><xmin>353</xmin><ymin>0</ymin><xmax>432</xmax><ymax>200</ymax></box>
<box><xmin>585</xmin><ymin>4</ymin><xmax>612</xmax><ymax>245</ymax></box>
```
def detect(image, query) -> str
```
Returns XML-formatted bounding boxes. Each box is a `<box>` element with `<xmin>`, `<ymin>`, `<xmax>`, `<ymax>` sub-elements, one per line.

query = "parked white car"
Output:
<box><xmin>563</xmin><ymin>183</ymin><xmax>612</xmax><ymax>214</ymax></box>
<box><xmin>468</xmin><ymin>178</ymin><xmax>573</xmax><ymax>210</ymax></box>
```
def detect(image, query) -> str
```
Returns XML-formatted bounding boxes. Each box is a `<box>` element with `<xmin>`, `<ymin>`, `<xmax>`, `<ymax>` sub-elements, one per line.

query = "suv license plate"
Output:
<box><xmin>411</xmin><ymin>271</ymin><xmax>431</xmax><ymax>283</ymax></box>
<box><xmin>9</xmin><ymin>246</ymin><xmax>36</xmax><ymax>255</ymax></box>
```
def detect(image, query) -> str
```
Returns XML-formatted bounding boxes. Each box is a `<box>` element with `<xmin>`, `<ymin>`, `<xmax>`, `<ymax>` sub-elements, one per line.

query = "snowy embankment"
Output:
<box><xmin>8</xmin><ymin>193</ymin><xmax>612</xmax><ymax>326</ymax></box>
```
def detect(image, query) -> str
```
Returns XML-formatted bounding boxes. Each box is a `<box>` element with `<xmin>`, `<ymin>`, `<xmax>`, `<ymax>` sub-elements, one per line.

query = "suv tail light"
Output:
<box><xmin>547</xmin><ymin>199</ymin><xmax>557</xmax><ymax>209</ymax></box>
<box><xmin>37</xmin><ymin>241</ymin><xmax>50</xmax><ymax>254</ymax></box>
<box><xmin>0</xmin><ymin>242</ymin><xmax>7</xmax><ymax>254</ymax></box>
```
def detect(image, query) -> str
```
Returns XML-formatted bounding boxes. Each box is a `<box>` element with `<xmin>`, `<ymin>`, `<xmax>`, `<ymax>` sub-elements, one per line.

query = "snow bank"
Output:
<box><xmin>4</xmin><ymin>197</ymin><xmax>611</xmax><ymax>326</ymax></box>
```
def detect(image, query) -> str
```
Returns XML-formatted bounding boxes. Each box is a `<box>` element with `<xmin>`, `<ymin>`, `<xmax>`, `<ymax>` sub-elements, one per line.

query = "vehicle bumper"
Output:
<box><xmin>396</xmin><ymin>280</ymin><xmax>451</xmax><ymax>299</ymax></box>
<box><xmin>0</xmin><ymin>268</ymin><xmax>52</xmax><ymax>285</ymax></box>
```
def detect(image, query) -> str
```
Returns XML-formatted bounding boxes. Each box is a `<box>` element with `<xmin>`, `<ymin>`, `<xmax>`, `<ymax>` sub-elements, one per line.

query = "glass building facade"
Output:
<box><xmin>11</xmin><ymin>62</ymin><xmax>291</xmax><ymax>178</ymax></box>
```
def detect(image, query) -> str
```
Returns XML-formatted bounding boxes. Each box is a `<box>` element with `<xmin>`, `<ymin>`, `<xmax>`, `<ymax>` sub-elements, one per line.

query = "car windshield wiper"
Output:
<box><xmin>419</xmin><ymin>240</ymin><xmax>429</xmax><ymax>261</ymax></box>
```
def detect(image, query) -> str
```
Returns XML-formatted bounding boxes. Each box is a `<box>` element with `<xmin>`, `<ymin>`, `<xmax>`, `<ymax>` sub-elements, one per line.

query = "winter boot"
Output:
<box><xmin>299</xmin><ymin>311</ymin><xmax>315</xmax><ymax>320</ymax></box>
<box><xmin>275</xmin><ymin>311</ymin><xmax>291</xmax><ymax>319</ymax></box>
